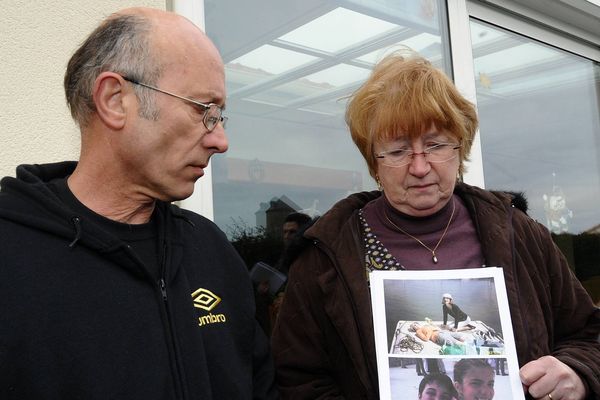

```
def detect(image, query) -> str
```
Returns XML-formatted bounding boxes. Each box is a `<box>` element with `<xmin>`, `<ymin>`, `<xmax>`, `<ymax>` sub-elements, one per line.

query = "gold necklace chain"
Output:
<box><xmin>383</xmin><ymin>199</ymin><xmax>456</xmax><ymax>264</ymax></box>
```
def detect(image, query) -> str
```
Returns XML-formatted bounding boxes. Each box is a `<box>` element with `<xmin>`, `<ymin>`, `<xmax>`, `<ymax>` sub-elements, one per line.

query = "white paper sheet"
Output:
<box><xmin>370</xmin><ymin>267</ymin><xmax>525</xmax><ymax>400</ymax></box>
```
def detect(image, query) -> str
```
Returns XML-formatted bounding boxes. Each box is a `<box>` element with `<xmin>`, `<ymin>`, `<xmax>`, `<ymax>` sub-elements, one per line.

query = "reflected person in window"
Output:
<box><xmin>282</xmin><ymin>212</ymin><xmax>312</xmax><ymax>248</ymax></box>
<box><xmin>271</xmin><ymin>50</ymin><xmax>599</xmax><ymax>400</ymax></box>
<box><xmin>255</xmin><ymin>211</ymin><xmax>312</xmax><ymax>336</ymax></box>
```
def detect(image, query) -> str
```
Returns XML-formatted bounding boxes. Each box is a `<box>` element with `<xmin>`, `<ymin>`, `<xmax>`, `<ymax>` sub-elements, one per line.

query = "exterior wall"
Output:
<box><xmin>0</xmin><ymin>0</ymin><xmax>167</xmax><ymax>179</ymax></box>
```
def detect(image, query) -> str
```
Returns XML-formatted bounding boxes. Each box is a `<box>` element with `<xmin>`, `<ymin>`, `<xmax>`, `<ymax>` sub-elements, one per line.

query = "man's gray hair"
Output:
<box><xmin>64</xmin><ymin>14</ymin><xmax>162</xmax><ymax>127</ymax></box>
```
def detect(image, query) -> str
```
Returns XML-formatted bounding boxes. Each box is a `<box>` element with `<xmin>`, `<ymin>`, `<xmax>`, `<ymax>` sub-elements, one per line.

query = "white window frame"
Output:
<box><xmin>171</xmin><ymin>0</ymin><xmax>216</xmax><ymax>220</ymax></box>
<box><xmin>467</xmin><ymin>1</ymin><xmax>600</xmax><ymax>60</ymax></box>
<box><xmin>447</xmin><ymin>0</ymin><xmax>485</xmax><ymax>187</ymax></box>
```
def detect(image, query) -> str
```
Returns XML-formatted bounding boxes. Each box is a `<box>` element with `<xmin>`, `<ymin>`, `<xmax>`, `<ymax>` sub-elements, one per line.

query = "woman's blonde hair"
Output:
<box><xmin>345</xmin><ymin>49</ymin><xmax>478</xmax><ymax>178</ymax></box>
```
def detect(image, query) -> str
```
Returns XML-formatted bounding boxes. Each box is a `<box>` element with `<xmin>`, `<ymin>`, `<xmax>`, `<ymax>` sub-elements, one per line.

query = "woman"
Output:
<box><xmin>441</xmin><ymin>293</ymin><xmax>470</xmax><ymax>331</ymax></box>
<box><xmin>271</xmin><ymin>50</ymin><xmax>600</xmax><ymax>399</ymax></box>
<box><xmin>453</xmin><ymin>359</ymin><xmax>495</xmax><ymax>400</ymax></box>
<box><xmin>419</xmin><ymin>373</ymin><xmax>458</xmax><ymax>400</ymax></box>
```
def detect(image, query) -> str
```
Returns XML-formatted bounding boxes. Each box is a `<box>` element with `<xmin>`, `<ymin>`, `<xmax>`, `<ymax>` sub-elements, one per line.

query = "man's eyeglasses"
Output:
<box><xmin>375</xmin><ymin>142</ymin><xmax>461</xmax><ymax>167</ymax></box>
<box><xmin>122</xmin><ymin>76</ymin><xmax>227</xmax><ymax>132</ymax></box>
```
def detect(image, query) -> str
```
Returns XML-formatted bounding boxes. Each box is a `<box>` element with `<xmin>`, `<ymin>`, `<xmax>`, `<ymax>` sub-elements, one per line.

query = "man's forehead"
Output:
<box><xmin>146</xmin><ymin>9</ymin><xmax>223</xmax><ymax>71</ymax></box>
<box><xmin>153</xmin><ymin>33</ymin><xmax>225</xmax><ymax>102</ymax></box>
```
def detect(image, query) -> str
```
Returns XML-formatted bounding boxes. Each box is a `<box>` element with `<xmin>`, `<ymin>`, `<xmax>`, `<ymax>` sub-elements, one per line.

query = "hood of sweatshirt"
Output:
<box><xmin>0</xmin><ymin>162</ymin><xmax>88</xmax><ymax>244</ymax></box>
<box><xmin>0</xmin><ymin>161</ymin><xmax>181</xmax><ymax>278</ymax></box>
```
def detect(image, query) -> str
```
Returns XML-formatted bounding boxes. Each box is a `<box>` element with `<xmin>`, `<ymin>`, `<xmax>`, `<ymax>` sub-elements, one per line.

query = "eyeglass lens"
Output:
<box><xmin>204</xmin><ymin>104</ymin><xmax>226</xmax><ymax>131</ymax></box>
<box><xmin>379</xmin><ymin>144</ymin><xmax>459</xmax><ymax>167</ymax></box>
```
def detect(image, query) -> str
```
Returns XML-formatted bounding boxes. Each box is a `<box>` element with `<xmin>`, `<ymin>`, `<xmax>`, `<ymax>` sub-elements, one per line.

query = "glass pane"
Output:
<box><xmin>205</xmin><ymin>0</ymin><xmax>452</xmax><ymax>268</ymax></box>
<box><xmin>470</xmin><ymin>19</ymin><xmax>600</xmax><ymax>302</ymax></box>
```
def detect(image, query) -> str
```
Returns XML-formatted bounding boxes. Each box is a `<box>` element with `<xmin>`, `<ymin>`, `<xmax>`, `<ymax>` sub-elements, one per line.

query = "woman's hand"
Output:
<box><xmin>520</xmin><ymin>355</ymin><xmax>586</xmax><ymax>400</ymax></box>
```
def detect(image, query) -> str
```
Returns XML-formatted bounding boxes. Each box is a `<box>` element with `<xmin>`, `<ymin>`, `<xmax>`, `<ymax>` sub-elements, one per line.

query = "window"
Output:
<box><xmin>204</xmin><ymin>0</ymin><xmax>452</xmax><ymax>266</ymax></box>
<box><xmin>469</xmin><ymin>16</ymin><xmax>600</xmax><ymax>301</ymax></box>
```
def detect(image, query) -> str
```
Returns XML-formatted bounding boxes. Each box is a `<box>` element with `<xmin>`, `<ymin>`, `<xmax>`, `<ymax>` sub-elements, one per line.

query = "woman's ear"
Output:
<box><xmin>376</xmin><ymin>175</ymin><xmax>383</xmax><ymax>191</ymax></box>
<box><xmin>92</xmin><ymin>72</ymin><xmax>128</xmax><ymax>130</ymax></box>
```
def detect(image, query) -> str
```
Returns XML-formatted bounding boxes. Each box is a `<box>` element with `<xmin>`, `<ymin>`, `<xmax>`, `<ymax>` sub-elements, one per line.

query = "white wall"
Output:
<box><xmin>0</xmin><ymin>0</ymin><xmax>166</xmax><ymax>178</ymax></box>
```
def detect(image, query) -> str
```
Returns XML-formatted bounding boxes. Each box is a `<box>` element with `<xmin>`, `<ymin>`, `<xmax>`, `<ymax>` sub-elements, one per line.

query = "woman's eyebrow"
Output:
<box><xmin>422</xmin><ymin>132</ymin><xmax>448</xmax><ymax>140</ymax></box>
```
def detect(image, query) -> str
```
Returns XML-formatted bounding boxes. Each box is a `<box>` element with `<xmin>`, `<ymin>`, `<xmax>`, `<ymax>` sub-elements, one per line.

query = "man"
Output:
<box><xmin>0</xmin><ymin>8</ymin><xmax>277</xmax><ymax>400</ymax></box>
<box><xmin>254</xmin><ymin>212</ymin><xmax>311</xmax><ymax>335</ymax></box>
<box><xmin>281</xmin><ymin>212</ymin><xmax>311</xmax><ymax>248</ymax></box>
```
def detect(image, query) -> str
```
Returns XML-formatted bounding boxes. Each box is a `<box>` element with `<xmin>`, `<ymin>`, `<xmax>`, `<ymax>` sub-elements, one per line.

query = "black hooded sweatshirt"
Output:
<box><xmin>0</xmin><ymin>162</ymin><xmax>277</xmax><ymax>400</ymax></box>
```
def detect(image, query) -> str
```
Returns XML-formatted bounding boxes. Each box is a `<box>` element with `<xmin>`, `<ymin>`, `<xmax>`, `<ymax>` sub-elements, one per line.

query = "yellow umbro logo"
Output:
<box><xmin>191</xmin><ymin>288</ymin><xmax>221</xmax><ymax>311</ymax></box>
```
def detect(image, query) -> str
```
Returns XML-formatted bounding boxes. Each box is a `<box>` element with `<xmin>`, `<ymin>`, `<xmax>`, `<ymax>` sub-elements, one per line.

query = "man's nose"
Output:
<box><xmin>206</xmin><ymin>123</ymin><xmax>229</xmax><ymax>153</ymax></box>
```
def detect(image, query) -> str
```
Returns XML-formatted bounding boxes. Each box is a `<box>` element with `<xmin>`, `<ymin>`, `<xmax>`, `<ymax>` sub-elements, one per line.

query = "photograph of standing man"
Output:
<box><xmin>0</xmin><ymin>7</ymin><xmax>277</xmax><ymax>400</ymax></box>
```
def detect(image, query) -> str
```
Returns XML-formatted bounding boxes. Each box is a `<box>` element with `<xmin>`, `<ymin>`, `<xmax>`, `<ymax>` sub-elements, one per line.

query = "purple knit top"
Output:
<box><xmin>361</xmin><ymin>193</ymin><xmax>484</xmax><ymax>270</ymax></box>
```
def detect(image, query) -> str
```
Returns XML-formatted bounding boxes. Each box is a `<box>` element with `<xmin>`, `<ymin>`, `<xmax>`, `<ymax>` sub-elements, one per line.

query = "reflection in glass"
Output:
<box><xmin>470</xmin><ymin>19</ymin><xmax>600</xmax><ymax>302</ymax></box>
<box><xmin>229</xmin><ymin>45</ymin><xmax>318</xmax><ymax>76</ymax></box>
<box><xmin>279</xmin><ymin>7</ymin><xmax>398</xmax><ymax>53</ymax></box>
<box><xmin>245</xmin><ymin>64</ymin><xmax>372</xmax><ymax>106</ymax></box>
<box><xmin>205</xmin><ymin>1</ymin><xmax>451</xmax><ymax>271</ymax></box>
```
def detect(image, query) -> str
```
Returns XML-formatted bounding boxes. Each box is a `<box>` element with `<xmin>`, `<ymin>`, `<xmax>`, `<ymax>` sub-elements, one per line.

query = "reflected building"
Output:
<box><xmin>261</xmin><ymin>195</ymin><xmax>301</xmax><ymax>237</ymax></box>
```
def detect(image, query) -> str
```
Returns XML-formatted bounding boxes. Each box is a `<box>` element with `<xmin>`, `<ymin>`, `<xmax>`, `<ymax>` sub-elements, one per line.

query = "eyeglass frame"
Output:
<box><xmin>121</xmin><ymin>76</ymin><xmax>228</xmax><ymax>132</ymax></box>
<box><xmin>375</xmin><ymin>142</ymin><xmax>462</xmax><ymax>168</ymax></box>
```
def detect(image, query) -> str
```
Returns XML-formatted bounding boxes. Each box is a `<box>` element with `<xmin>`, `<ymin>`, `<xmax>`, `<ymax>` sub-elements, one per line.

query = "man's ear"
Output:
<box><xmin>92</xmin><ymin>72</ymin><xmax>129</xmax><ymax>130</ymax></box>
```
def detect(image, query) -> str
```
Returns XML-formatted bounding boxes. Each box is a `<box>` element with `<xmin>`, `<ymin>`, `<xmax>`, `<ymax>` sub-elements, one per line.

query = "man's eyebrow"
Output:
<box><xmin>194</xmin><ymin>97</ymin><xmax>225</xmax><ymax>108</ymax></box>
<box><xmin>189</xmin><ymin>89</ymin><xmax>225</xmax><ymax>107</ymax></box>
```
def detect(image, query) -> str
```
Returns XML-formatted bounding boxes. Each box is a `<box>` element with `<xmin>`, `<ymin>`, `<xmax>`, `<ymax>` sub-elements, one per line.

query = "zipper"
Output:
<box><xmin>158</xmin><ymin>241</ymin><xmax>168</xmax><ymax>302</ymax></box>
<box><xmin>157</xmin><ymin>242</ymin><xmax>187</xmax><ymax>400</ymax></box>
<box><xmin>159</xmin><ymin>278</ymin><xmax>168</xmax><ymax>301</ymax></box>
<box><xmin>159</xmin><ymin>243</ymin><xmax>169</xmax><ymax>305</ymax></box>
<box><xmin>119</xmin><ymin>232</ymin><xmax>185</xmax><ymax>398</ymax></box>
